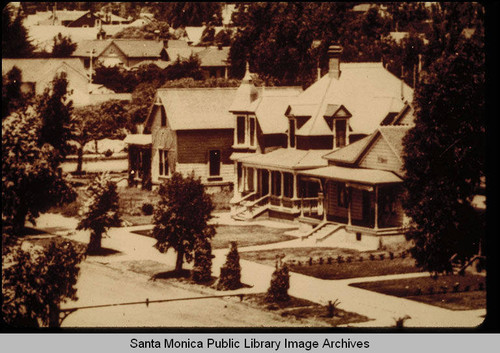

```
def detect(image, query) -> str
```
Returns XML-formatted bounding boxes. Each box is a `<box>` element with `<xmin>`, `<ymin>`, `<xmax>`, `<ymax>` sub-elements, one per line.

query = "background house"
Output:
<box><xmin>2</xmin><ymin>58</ymin><xmax>90</xmax><ymax>106</ymax></box>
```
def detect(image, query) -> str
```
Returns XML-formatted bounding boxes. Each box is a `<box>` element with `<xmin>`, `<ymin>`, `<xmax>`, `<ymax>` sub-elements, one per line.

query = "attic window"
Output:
<box><xmin>335</xmin><ymin>119</ymin><xmax>347</xmax><ymax>148</ymax></box>
<box><xmin>235</xmin><ymin>115</ymin><xmax>256</xmax><ymax>148</ymax></box>
<box><xmin>289</xmin><ymin>118</ymin><xmax>296</xmax><ymax>148</ymax></box>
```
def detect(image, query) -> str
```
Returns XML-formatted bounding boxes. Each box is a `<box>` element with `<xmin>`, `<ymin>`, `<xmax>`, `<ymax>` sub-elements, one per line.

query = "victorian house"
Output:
<box><xmin>230</xmin><ymin>45</ymin><xmax>414</xmax><ymax>244</ymax></box>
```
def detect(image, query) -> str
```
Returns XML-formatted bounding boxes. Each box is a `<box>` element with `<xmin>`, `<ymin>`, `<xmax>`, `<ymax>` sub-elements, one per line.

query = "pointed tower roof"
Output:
<box><xmin>229</xmin><ymin>62</ymin><xmax>259</xmax><ymax>112</ymax></box>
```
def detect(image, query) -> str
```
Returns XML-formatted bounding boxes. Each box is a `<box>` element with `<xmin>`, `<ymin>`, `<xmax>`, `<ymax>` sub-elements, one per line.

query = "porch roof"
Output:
<box><xmin>234</xmin><ymin>148</ymin><xmax>330</xmax><ymax>170</ymax></box>
<box><xmin>123</xmin><ymin>134</ymin><xmax>152</xmax><ymax>145</ymax></box>
<box><xmin>300</xmin><ymin>165</ymin><xmax>402</xmax><ymax>185</ymax></box>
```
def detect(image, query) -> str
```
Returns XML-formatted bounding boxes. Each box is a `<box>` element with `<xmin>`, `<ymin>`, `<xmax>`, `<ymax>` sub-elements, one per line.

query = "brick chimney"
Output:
<box><xmin>328</xmin><ymin>44</ymin><xmax>343</xmax><ymax>80</ymax></box>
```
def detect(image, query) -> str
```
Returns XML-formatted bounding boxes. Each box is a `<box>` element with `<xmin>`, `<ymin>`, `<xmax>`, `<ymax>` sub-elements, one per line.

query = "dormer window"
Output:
<box><xmin>289</xmin><ymin>118</ymin><xmax>296</xmax><ymax>148</ymax></box>
<box><xmin>235</xmin><ymin>115</ymin><xmax>256</xmax><ymax>148</ymax></box>
<box><xmin>334</xmin><ymin>119</ymin><xmax>347</xmax><ymax>148</ymax></box>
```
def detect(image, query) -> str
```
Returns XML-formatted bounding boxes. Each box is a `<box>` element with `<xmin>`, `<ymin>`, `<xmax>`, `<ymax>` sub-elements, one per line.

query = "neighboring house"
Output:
<box><xmin>36</xmin><ymin>10</ymin><xmax>103</xmax><ymax>27</ymax></box>
<box><xmin>72</xmin><ymin>39</ymin><xmax>168</xmax><ymax>69</ymax></box>
<box><xmin>125</xmin><ymin>88</ymin><xmax>238</xmax><ymax>189</ymax></box>
<box><xmin>2</xmin><ymin>58</ymin><xmax>91</xmax><ymax>106</ymax></box>
<box><xmin>230</xmin><ymin>45</ymin><xmax>413</xmax><ymax>225</ymax></box>
<box><xmin>164</xmin><ymin>45</ymin><xmax>230</xmax><ymax>79</ymax></box>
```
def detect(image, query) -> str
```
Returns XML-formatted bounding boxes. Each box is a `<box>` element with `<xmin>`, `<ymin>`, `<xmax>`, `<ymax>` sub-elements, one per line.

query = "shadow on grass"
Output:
<box><xmin>87</xmin><ymin>247</ymin><xmax>122</xmax><ymax>256</ymax></box>
<box><xmin>151</xmin><ymin>269</ymin><xmax>192</xmax><ymax>281</ymax></box>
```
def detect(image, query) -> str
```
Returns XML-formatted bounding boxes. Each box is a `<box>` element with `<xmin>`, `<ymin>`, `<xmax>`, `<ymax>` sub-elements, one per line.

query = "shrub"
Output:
<box><xmin>389</xmin><ymin>251</ymin><xmax>394</xmax><ymax>260</ymax></box>
<box><xmin>192</xmin><ymin>229</ymin><xmax>215</xmax><ymax>283</ymax></box>
<box><xmin>308</xmin><ymin>257</ymin><xmax>313</xmax><ymax>266</ymax></box>
<box><xmin>326</xmin><ymin>299</ymin><xmax>341</xmax><ymax>318</ymax></box>
<box><xmin>141</xmin><ymin>203</ymin><xmax>154</xmax><ymax>215</ymax></box>
<box><xmin>464</xmin><ymin>285</ymin><xmax>470</xmax><ymax>292</ymax></box>
<box><xmin>327</xmin><ymin>257</ymin><xmax>332</xmax><ymax>265</ymax></box>
<box><xmin>217</xmin><ymin>242</ymin><xmax>242</xmax><ymax>290</ymax></box>
<box><xmin>359</xmin><ymin>256</ymin><xmax>364</xmax><ymax>262</ymax></box>
<box><xmin>319</xmin><ymin>257</ymin><xmax>324</xmax><ymax>265</ymax></box>
<box><xmin>453</xmin><ymin>282</ymin><xmax>460</xmax><ymax>292</ymax></box>
<box><xmin>337</xmin><ymin>255</ymin><xmax>344</xmax><ymax>264</ymax></box>
<box><xmin>346</xmin><ymin>256</ymin><xmax>353</xmax><ymax>263</ymax></box>
<box><xmin>369</xmin><ymin>254</ymin><xmax>375</xmax><ymax>261</ymax></box>
<box><xmin>103</xmin><ymin>149</ymin><xmax>113</xmax><ymax>157</ymax></box>
<box><xmin>266</xmin><ymin>262</ymin><xmax>290</xmax><ymax>302</ymax></box>
<box><xmin>401</xmin><ymin>251</ymin><xmax>407</xmax><ymax>259</ymax></box>
<box><xmin>394</xmin><ymin>315</ymin><xmax>411</xmax><ymax>328</ymax></box>
<box><xmin>379</xmin><ymin>254</ymin><xmax>385</xmax><ymax>260</ymax></box>
<box><xmin>441</xmin><ymin>285</ymin><xmax>448</xmax><ymax>294</ymax></box>
<box><xmin>428</xmin><ymin>286</ymin><xmax>434</xmax><ymax>295</ymax></box>
<box><xmin>416</xmin><ymin>287</ymin><xmax>422</xmax><ymax>295</ymax></box>
<box><xmin>478</xmin><ymin>282</ymin><xmax>484</xmax><ymax>291</ymax></box>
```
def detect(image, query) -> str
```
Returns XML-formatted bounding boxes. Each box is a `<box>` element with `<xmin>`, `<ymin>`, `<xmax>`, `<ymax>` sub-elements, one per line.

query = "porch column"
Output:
<box><xmin>374</xmin><ymin>185</ymin><xmax>379</xmax><ymax>230</ymax></box>
<box><xmin>347</xmin><ymin>186</ymin><xmax>352</xmax><ymax>226</ymax></box>
<box><xmin>280</xmin><ymin>171</ymin><xmax>284</xmax><ymax>207</ymax></box>
<box><xmin>293</xmin><ymin>173</ymin><xmax>298</xmax><ymax>198</ymax></box>
<box><xmin>254</xmin><ymin>167</ymin><xmax>258</xmax><ymax>193</ymax></box>
<box><xmin>323</xmin><ymin>180</ymin><xmax>328</xmax><ymax>221</ymax></box>
<box><xmin>268</xmin><ymin>169</ymin><xmax>272</xmax><ymax>197</ymax></box>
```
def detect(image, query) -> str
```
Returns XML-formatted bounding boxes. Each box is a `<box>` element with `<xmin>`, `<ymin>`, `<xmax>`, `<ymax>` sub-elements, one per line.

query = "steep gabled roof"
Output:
<box><xmin>2</xmin><ymin>58</ymin><xmax>87</xmax><ymax>83</ymax></box>
<box><xmin>322</xmin><ymin>134</ymin><xmax>374</xmax><ymax>164</ymax></box>
<box><xmin>254</xmin><ymin>88</ymin><xmax>302</xmax><ymax>134</ymax></box>
<box><xmin>196</xmin><ymin>46</ymin><xmax>229</xmax><ymax>67</ymax></box>
<box><xmin>112</xmin><ymin>39</ymin><xmax>164</xmax><ymax>58</ymax></box>
<box><xmin>378</xmin><ymin>125</ymin><xmax>412</xmax><ymax>164</ymax></box>
<box><xmin>288</xmin><ymin>62</ymin><xmax>413</xmax><ymax>136</ymax></box>
<box><xmin>146</xmin><ymin>88</ymin><xmax>238</xmax><ymax>130</ymax></box>
<box><xmin>72</xmin><ymin>39</ymin><xmax>113</xmax><ymax>57</ymax></box>
<box><xmin>234</xmin><ymin>148</ymin><xmax>330</xmax><ymax>170</ymax></box>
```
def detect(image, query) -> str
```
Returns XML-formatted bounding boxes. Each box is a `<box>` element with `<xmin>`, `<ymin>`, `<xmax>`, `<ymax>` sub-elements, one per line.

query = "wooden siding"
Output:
<box><xmin>99</xmin><ymin>43</ymin><xmax>128</xmax><ymax>67</ymax></box>
<box><xmin>175</xmin><ymin>162</ymin><xmax>234</xmax><ymax>184</ymax></box>
<box><xmin>350</xmin><ymin>188</ymin><xmax>366</xmax><ymax>221</ymax></box>
<box><xmin>358</xmin><ymin>135</ymin><xmax>402</xmax><ymax>173</ymax></box>
<box><xmin>150</xmin><ymin>104</ymin><xmax>177</xmax><ymax>183</ymax></box>
<box><xmin>177</xmin><ymin>129</ymin><xmax>233</xmax><ymax>164</ymax></box>
<box><xmin>297</xmin><ymin>135</ymin><xmax>333</xmax><ymax>150</ymax></box>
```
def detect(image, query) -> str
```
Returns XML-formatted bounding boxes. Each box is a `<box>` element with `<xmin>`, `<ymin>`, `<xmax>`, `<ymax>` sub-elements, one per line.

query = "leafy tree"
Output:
<box><xmin>128</xmin><ymin>82</ymin><xmax>158</xmax><ymax>129</ymax></box>
<box><xmin>402</xmin><ymin>10</ymin><xmax>485</xmax><ymax>274</ymax></box>
<box><xmin>51</xmin><ymin>33</ymin><xmax>77</xmax><ymax>57</ymax></box>
<box><xmin>154</xmin><ymin>2</ymin><xmax>223</xmax><ymax>28</ymax></box>
<box><xmin>217</xmin><ymin>242</ymin><xmax>242</xmax><ymax>290</ymax></box>
<box><xmin>37</xmin><ymin>72</ymin><xmax>74</xmax><ymax>159</ymax></box>
<box><xmin>93</xmin><ymin>64</ymin><xmax>138</xmax><ymax>93</ymax></box>
<box><xmin>2</xmin><ymin>108</ymin><xmax>76</xmax><ymax>235</ymax></box>
<box><xmin>214</xmin><ymin>29</ymin><xmax>233</xmax><ymax>47</ymax></box>
<box><xmin>266</xmin><ymin>261</ymin><xmax>290</xmax><ymax>302</ymax></box>
<box><xmin>153</xmin><ymin>172</ymin><xmax>214</xmax><ymax>273</ymax></box>
<box><xmin>199</xmin><ymin>25</ymin><xmax>216</xmax><ymax>45</ymax></box>
<box><xmin>77</xmin><ymin>173</ymin><xmax>121</xmax><ymax>254</ymax></box>
<box><xmin>192</xmin><ymin>227</ymin><xmax>215</xmax><ymax>283</ymax></box>
<box><xmin>2</xmin><ymin>66</ymin><xmax>32</xmax><ymax>119</ymax></box>
<box><xmin>2</xmin><ymin>240</ymin><xmax>85</xmax><ymax>327</ymax></box>
<box><xmin>2</xmin><ymin>5</ymin><xmax>34</xmax><ymax>58</ymax></box>
<box><xmin>113</xmin><ymin>21</ymin><xmax>173</xmax><ymax>40</ymax></box>
<box><xmin>165</xmin><ymin>54</ymin><xmax>204</xmax><ymax>81</ymax></box>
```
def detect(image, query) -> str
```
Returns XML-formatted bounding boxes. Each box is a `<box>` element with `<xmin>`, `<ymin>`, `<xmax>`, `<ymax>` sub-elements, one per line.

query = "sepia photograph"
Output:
<box><xmin>2</xmin><ymin>2</ymin><xmax>488</xmax><ymax>330</ymax></box>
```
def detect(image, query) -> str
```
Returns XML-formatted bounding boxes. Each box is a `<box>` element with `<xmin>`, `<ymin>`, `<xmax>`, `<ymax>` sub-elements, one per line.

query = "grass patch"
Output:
<box><xmin>133</xmin><ymin>225</ymin><xmax>296</xmax><ymax>249</ymax></box>
<box><xmin>244</xmin><ymin>293</ymin><xmax>370</xmax><ymax>327</ymax></box>
<box><xmin>210</xmin><ymin>190</ymin><xmax>233</xmax><ymax>211</ymax></box>
<box><xmin>118</xmin><ymin>187</ymin><xmax>160</xmax><ymax>226</ymax></box>
<box><xmin>240</xmin><ymin>247</ymin><xmax>421</xmax><ymax>280</ymax></box>
<box><xmin>351</xmin><ymin>274</ymin><xmax>486</xmax><ymax>310</ymax></box>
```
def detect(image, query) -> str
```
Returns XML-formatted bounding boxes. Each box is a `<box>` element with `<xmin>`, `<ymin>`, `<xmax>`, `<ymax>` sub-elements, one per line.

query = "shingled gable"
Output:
<box><xmin>73</xmin><ymin>39</ymin><xmax>164</xmax><ymax>59</ymax></box>
<box><xmin>144</xmin><ymin>88</ymin><xmax>237</xmax><ymax>131</ymax></box>
<box><xmin>2</xmin><ymin>58</ymin><xmax>87</xmax><ymax>83</ymax></box>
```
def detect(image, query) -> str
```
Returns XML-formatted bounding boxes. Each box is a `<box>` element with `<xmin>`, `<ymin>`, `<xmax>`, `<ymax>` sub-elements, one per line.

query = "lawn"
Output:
<box><xmin>133</xmin><ymin>225</ymin><xmax>296</xmax><ymax>250</ymax></box>
<box><xmin>351</xmin><ymin>274</ymin><xmax>486</xmax><ymax>310</ymax></box>
<box><xmin>240</xmin><ymin>247</ymin><xmax>421</xmax><ymax>280</ymax></box>
<box><xmin>243</xmin><ymin>293</ymin><xmax>371</xmax><ymax>327</ymax></box>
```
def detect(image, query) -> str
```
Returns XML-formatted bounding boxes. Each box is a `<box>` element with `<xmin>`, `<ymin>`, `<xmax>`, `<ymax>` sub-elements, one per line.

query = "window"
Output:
<box><xmin>272</xmin><ymin>171</ymin><xmax>281</xmax><ymax>196</ymax></box>
<box><xmin>289</xmin><ymin>118</ymin><xmax>296</xmax><ymax>148</ymax></box>
<box><xmin>161</xmin><ymin>108</ymin><xmax>167</xmax><ymax>127</ymax></box>
<box><xmin>249</xmin><ymin>117</ymin><xmax>256</xmax><ymax>147</ymax></box>
<box><xmin>335</xmin><ymin>119</ymin><xmax>347</xmax><ymax>148</ymax></box>
<box><xmin>338</xmin><ymin>183</ymin><xmax>348</xmax><ymax>208</ymax></box>
<box><xmin>209</xmin><ymin>150</ymin><xmax>221</xmax><ymax>176</ymax></box>
<box><xmin>237</xmin><ymin>116</ymin><xmax>245</xmax><ymax>145</ymax></box>
<box><xmin>283</xmin><ymin>173</ymin><xmax>293</xmax><ymax>198</ymax></box>
<box><xmin>235</xmin><ymin>115</ymin><xmax>257</xmax><ymax>147</ymax></box>
<box><xmin>159</xmin><ymin>150</ymin><xmax>169</xmax><ymax>176</ymax></box>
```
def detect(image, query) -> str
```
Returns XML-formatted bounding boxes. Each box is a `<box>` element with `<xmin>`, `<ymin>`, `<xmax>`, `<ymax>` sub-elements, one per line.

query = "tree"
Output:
<box><xmin>113</xmin><ymin>21</ymin><xmax>173</xmax><ymax>40</ymax></box>
<box><xmin>128</xmin><ymin>82</ymin><xmax>158</xmax><ymax>130</ymax></box>
<box><xmin>2</xmin><ymin>5</ymin><xmax>34</xmax><ymax>58</ymax></box>
<box><xmin>93</xmin><ymin>64</ymin><xmax>138</xmax><ymax>93</ymax></box>
<box><xmin>37</xmin><ymin>72</ymin><xmax>74</xmax><ymax>159</ymax></box>
<box><xmin>217</xmin><ymin>242</ymin><xmax>242</xmax><ymax>290</ymax></box>
<box><xmin>402</xmin><ymin>7</ymin><xmax>485</xmax><ymax>274</ymax></box>
<box><xmin>2</xmin><ymin>240</ymin><xmax>85</xmax><ymax>327</ymax></box>
<box><xmin>153</xmin><ymin>3</ymin><xmax>223</xmax><ymax>28</ymax></box>
<box><xmin>77</xmin><ymin>173</ymin><xmax>121</xmax><ymax>254</ymax></box>
<box><xmin>192</xmin><ymin>227</ymin><xmax>215</xmax><ymax>283</ymax></box>
<box><xmin>153</xmin><ymin>172</ymin><xmax>214</xmax><ymax>273</ymax></box>
<box><xmin>2</xmin><ymin>66</ymin><xmax>32</xmax><ymax>119</ymax></box>
<box><xmin>2</xmin><ymin>108</ymin><xmax>76</xmax><ymax>235</ymax></box>
<box><xmin>266</xmin><ymin>261</ymin><xmax>290</xmax><ymax>302</ymax></box>
<box><xmin>165</xmin><ymin>54</ymin><xmax>204</xmax><ymax>81</ymax></box>
<box><xmin>51</xmin><ymin>33</ymin><xmax>77</xmax><ymax>57</ymax></box>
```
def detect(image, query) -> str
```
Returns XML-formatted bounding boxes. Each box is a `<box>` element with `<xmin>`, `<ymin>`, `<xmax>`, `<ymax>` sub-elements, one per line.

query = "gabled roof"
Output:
<box><xmin>73</xmin><ymin>39</ymin><xmax>164</xmax><ymax>58</ymax></box>
<box><xmin>234</xmin><ymin>148</ymin><xmax>330</xmax><ymax>170</ymax></box>
<box><xmin>146</xmin><ymin>88</ymin><xmax>238</xmax><ymax>130</ymax></box>
<box><xmin>254</xmin><ymin>88</ymin><xmax>302</xmax><ymax>134</ymax></box>
<box><xmin>322</xmin><ymin>134</ymin><xmax>374</xmax><ymax>164</ymax></box>
<box><xmin>72</xmin><ymin>39</ymin><xmax>113</xmax><ymax>57</ymax></box>
<box><xmin>288</xmin><ymin>63</ymin><xmax>413</xmax><ymax>136</ymax></box>
<box><xmin>301</xmin><ymin>165</ymin><xmax>402</xmax><ymax>185</ymax></box>
<box><xmin>2</xmin><ymin>58</ymin><xmax>87</xmax><ymax>83</ymax></box>
<box><xmin>378</xmin><ymin>125</ymin><xmax>412</xmax><ymax>163</ymax></box>
<box><xmin>196</xmin><ymin>46</ymin><xmax>229</xmax><ymax>67</ymax></box>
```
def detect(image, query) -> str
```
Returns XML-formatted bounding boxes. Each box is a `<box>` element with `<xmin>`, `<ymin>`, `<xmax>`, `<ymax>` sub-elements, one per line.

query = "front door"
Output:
<box><xmin>362</xmin><ymin>190</ymin><xmax>373</xmax><ymax>227</ymax></box>
<box><xmin>261</xmin><ymin>170</ymin><xmax>269</xmax><ymax>196</ymax></box>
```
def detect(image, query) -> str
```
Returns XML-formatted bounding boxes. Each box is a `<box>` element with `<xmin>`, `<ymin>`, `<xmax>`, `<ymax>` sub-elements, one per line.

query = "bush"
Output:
<box><xmin>326</xmin><ymin>299</ymin><xmax>341</xmax><ymax>318</ymax></box>
<box><xmin>337</xmin><ymin>255</ymin><xmax>344</xmax><ymax>264</ymax></box>
<box><xmin>389</xmin><ymin>252</ymin><xmax>394</xmax><ymax>260</ymax></box>
<box><xmin>217</xmin><ymin>242</ymin><xmax>242</xmax><ymax>290</ymax></box>
<box><xmin>103</xmin><ymin>149</ymin><xmax>113</xmax><ymax>157</ymax></box>
<box><xmin>192</xmin><ymin>229</ymin><xmax>215</xmax><ymax>283</ymax></box>
<box><xmin>369</xmin><ymin>254</ymin><xmax>375</xmax><ymax>261</ymax></box>
<box><xmin>141</xmin><ymin>203</ymin><xmax>154</xmax><ymax>215</ymax></box>
<box><xmin>266</xmin><ymin>262</ymin><xmax>290</xmax><ymax>302</ymax></box>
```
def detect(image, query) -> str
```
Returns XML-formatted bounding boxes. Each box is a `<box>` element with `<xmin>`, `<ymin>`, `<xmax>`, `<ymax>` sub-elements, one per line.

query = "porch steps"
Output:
<box><xmin>232</xmin><ymin>204</ymin><xmax>269</xmax><ymax>221</ymax></box>
<box><xmin>312</xmin><ymin>224</ymin><xmax>344</xmax><ymax>242</ymax></box>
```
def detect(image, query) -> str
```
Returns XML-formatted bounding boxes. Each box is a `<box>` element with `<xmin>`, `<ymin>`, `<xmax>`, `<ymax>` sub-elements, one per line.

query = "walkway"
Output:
<box><xmin>32</xmin><ymin>213</ymin><xmax>486</xmax><ymax>328</ymax></box>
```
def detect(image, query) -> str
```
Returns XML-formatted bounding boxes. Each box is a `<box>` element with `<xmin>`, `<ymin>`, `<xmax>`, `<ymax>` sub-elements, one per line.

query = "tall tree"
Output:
<box><xmin>402</xmin><ymin>5</ymin><xmax>485</xmax><ymax>274</ymax></box>
<box><xmin>2</xmin><ymin>5</ymin><xmax>34</xmax><ymax>58</ymax></box>
<box><xmin>77</xmin><ymin>173</ymin><xmax>121</xmax><ymax>254</ymax></box>
<box><xmin>217</xmin><ymin>242</ymin><xmax>242</xmax><ymax>290</ymax></box>
<box><xmin>153</xmin><ymin>172</ymin><xmax>214</xmax><ymax>273</ymax></box>
<box><xmin>51</xmin><ymin>33</ymin><xmax>77</xmax><ymax>57</ymax></box>
<box><xmin>154</xmin><ymin>2</ymin><xmax>223</xmax><ymax>28</ymax></box>
<box><xmin>2</xmin><ymin>66</ymin><xmax>32</xmax><ymax>119</ymax></box>
<box><xmin>2</xmin><ymin>240</ymin><xmax>85</xmax><ymax>327</ymax></box>
<box><xmin>2</xmin><ymin>108</ymin><xmax>75</xmax><ymax>234</ymax></box>
<box><xmin>37</xmin><ymin>72</ymin><xmax>74</xmax><ymax>159</ymax></box>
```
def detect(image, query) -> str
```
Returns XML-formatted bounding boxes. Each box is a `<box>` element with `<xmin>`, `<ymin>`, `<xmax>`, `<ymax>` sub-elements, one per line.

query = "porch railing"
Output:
<box><xmin>269</xmin><ymin>195</ymin><xmax>301</xmax><ymax>211</ymax></box>
<box><xmin>300</xmin><ymin>196</ymin><xmax>324</xmax><ymax>219</ymax></box>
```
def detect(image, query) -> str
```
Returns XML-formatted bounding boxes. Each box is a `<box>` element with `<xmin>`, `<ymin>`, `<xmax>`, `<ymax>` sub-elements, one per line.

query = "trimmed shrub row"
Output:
<box><xmin>291</xmin><ymin>251</ymin><xmax>410</xmax><ymax>266</ymax></box>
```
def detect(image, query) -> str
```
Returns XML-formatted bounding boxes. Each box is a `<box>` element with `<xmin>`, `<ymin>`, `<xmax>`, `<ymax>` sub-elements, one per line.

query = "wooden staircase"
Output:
<box><xmin>231</xmin><ymin>193</ymin><xmax>270</xmax><ymax>221</ymax></box>
<box><xmin>301</xmin><ymin>222</ymin><xmax>345</xmax><ymax>242</ymax></box>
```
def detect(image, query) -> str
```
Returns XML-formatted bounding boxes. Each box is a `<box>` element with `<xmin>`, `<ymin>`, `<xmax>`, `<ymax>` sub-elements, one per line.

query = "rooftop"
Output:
<box><xmin>301</xmin><ymin>165</ymin><xmax>402</xmax><ymax>185</ymax></box>
<box><xmin>233</xmin><ymin>148</ymin><xmax>330</xmax><ymax>170</ymax></box>
<box><xmin>2</xmin><ymin>58</ymin><xmax>87</xmax><ymax>83</ymax></box>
